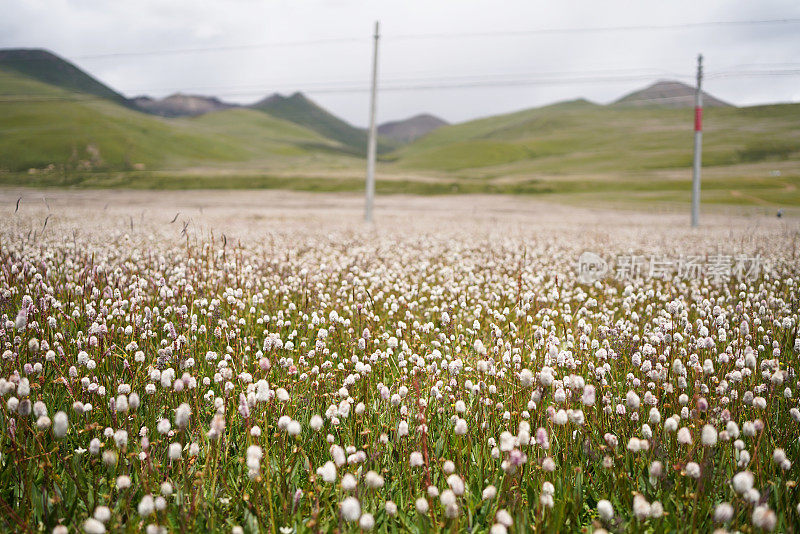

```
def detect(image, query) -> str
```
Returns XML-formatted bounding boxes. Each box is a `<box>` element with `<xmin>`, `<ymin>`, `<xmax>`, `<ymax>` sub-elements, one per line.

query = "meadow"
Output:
<box><xmin>0</xmin><ymin>190</ymin><xmax>798</xmax><ymax>533</ymax></box>
<box><xmin>4</xmin><ymin>65</ymin><xmax>800</xmax><ymax>212</ymax></box>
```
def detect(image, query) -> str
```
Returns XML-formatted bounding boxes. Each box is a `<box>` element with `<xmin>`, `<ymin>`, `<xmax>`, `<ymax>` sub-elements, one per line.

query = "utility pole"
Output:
<box><xmin>691</xmin><ymin>54</ymin><xmax>703</xmax><ymax>228</ymax></box>
<box><xmin>364</xmin><ymin>21</ymin><xmax>380</xmax><ymax>223</ymax></box>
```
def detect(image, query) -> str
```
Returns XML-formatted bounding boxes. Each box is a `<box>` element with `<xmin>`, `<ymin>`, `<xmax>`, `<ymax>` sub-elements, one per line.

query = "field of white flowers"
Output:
<box><xmin>0</xmin><ymin>190</ymin><xmax>798</xmax><ymax>533</ymax></box>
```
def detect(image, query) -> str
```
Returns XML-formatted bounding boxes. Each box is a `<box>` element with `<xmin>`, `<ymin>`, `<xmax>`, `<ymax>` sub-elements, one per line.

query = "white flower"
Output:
<box><xmin>581</xmin><ymin>385</ymin><xmax>596</xmax><ymax>406</ymax></box>
<box><xmin>519</xmin><ymin>369</ymin><xmax>534</xmax><ymax>387</ymax></box>
<box><xmin>15</xmin><ymin>309</ymin><xmax>27</xmax><ymax>330</ymax></box>
<box><xmin>341</xmin><ymin>473</ymin><xmax>357</xmax><ymax>491</ymax></box>
<box><xmin>138</xmin><ymin>495</ymin><xmax>155</xmax><ymax>517</ymax></box>
<box><xmin>554</xmin><ymin>410</ymin><xmax>568</xmax><ymax>426</ymax></box>
<box><xmin>83</xmin><ymin>518</ymin><xmax>106</xmax><ymax>534</ymax></box>
<box><xmin>454</xmin><ymin>418</ymin><xmax>467</xmax><ymax>435</ymax></box>
<box><xmin>246</xmin><ymin>445</ymin><xmax>263</xmax><ymax>479</ymax></box>
<box><xmin>626</xmin><ymin>390</ymin><xmax>640</xmax><ymax>410</ymax></box>
<box><xmin>650</xmin><ymin>501</ymin><xmax>663</xmax><ymax>518</ymax></box>
<box><xmin>94</xmin><ymin>506</ymin><xmax>111</xmax><ymax>523</ymax></box>
<box><xmin>340</xmin><ymin>496</ymin><xmax>361</xmax><ymax>522</ymax></box>
<box><xmin>633</xmin><ymin>494</ymin><xmax>651</xmax><ymax>520</ymax></box>
<box><xmin>685</xmin><ymin>462</ymin><xmax>701</xmax><ymax>479</ymax></box>
<box><xmin>664</xmin><ymin>417</ymin><xmax>678</xmax><ymax>433</ymax></box>
<box><xmin>482</xmin><ymin>485</ymin><xmax>497</xmax><ymax>500</ymax></box>
<box><xmin>447</xmin><ymin>474</ymin><xmax>465</xmax><ymax>496</ymax></box>
<box><xmin>287</xmin><ymin>420</ymin><xmax>301</xmax><ymax>436</ymax></box>
<box><xmin>116</xmin><ymin>475</ymin><xmax>131</xmax><ymax>490</ymax></box>
<box><xmin>410</xmin><ymin>451</ymin><xmax>424</xmax><ymax>467</ymax></box>
<box><xmin>752</xmin><ymin>505</ymin><xmax>776</xmax><ymax>531</ymax></box>
<box><xmin>701</xmin><ymin>424</ymin><xmax>717</xmax><ymax>447</ymax></box>
<box><xmin>102</xmin><ymin>451</ymin><xmax>117</xmax><ymax>466</ymax></box>
<box><xmin>330</xmin><ymin>445</ymin><xmax>346</xmax><ymax>467</ymax></box>
<box><xmin>440</xmin><ymin>489</ymin><xmax>456</xmax><ymax>507</ymax></box>
<box><xmin>359</xmin><ymin>513</ymin><xmax>374</xmax><ymax>530</ymax></box>
<box><xmin>726</xmin><ymin>421</ymin><xmax>739</xmax><ymax>438</ymax></box>
<box><xmin>207</xmin><ymin>414</ymin><xmax>225</xmax><ymax>440</ymax></box>
<box><xmin>168</xmin><ymin>442</ymin><xmax>182</xmax><ymax>460</ymax></box>
<box><xmin>365</xmin><ymin>470</ymin><xmax>384</xmax><ymax>488</ymax></box>
<box><xmin>175</xmin><ymin>403</ymin><xmax>191</xmax><ymax>429</ymax></box>
<box><xmin>598</xmin><ymin>499</ymin><xmax>613</xmax><ymax>521</ymax></box>
<box><xmin>398</xmin><ymin>420</ymin><xmax>409</xmax><ymax>438</ymax></box>
<box><xmin>496</xmin><ymin>509</ymin><xmax>513</xmax><ymax>527</ymax></box>
<box><xmin>732</xmin><ymin>471</ymin><xmax>754</xmax><ymax>494</ymax></box>
<box><xmin>114</xmin><ymin>429</ymin><xmax>128</xmax><ymax>449</ymax></box>
<box><xmin>648</xmin><ymin>407</ymin><xmax>660</xmax><ymax>424</ymax></box>
<box><xmin>53</xmin><ymin>411</ymin><xmax>68</xmax><ymax>438</ymax></box>
<box><xmin>677</xmin><ymin>427</ymin><xmax>692</xmax><ymax>445</ymax></box>
<box><xmin>316</xmin><ymin>461</ymin><xmax>337</xmax><ymax>483</ymax></box>
<box><xmin>310</xmin><ymin>415</ymin><xmax>323</xmax><ymax>431</ymax></box>
<box><xmin>714</xmin><ymin>502</ymin><xmax>733</xmax><ymax>523</ymax></box>
<box><xmin>385</xmin><ymin>501</ymin><xmax>398</xmax><ymax>516</ymax></box>
<box><xmin>539</xmin><ymin>367</ymin><xmax>554</xmax><ymax>387</ymax></box>
<box><xmin>37</xmin><ymin>416</ymin><xmax>51</xmax><ymax>431</ymax></box>
<box><xmin>415</xmin><ymin>497</ymin><xmax>429</xmax><ymax>514</ymax></box>
<box><xmin>157</xmin><ymin>418</ymin><xmax>171</xmax><ymax>435</ymax></box>
<box><xmin>542</xmin><ymin>457</ymin><xmax>556</xmax><ymax>472</ymax></box>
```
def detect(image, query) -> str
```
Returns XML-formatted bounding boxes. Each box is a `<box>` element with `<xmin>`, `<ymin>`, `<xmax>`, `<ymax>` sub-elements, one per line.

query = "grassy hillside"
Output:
<box><xmin>251</xmin><ymin>92</ymin><xmax>396</xmax><ymax>155</ymax></box>
<box><xmin>0</xmin><ymin>69</ymin><xmax>358</xmax><ymax>173</ymax></box>
<box><xmin>0</xmin><ymin>49</ymin><xmax>132</xmax><ymax>108</ymax></box>
<box><xmin>2</xmin><ymin>53</ymin><xmax>800</xmax><ymax>211</ymax></box>
<box><xmin>391</xmin><ymin>100</ymin><xmax>800</xmax><ymax>176</ymax></box>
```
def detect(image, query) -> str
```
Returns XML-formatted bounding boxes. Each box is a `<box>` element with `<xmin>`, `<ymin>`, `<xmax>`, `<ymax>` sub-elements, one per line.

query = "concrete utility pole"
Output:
<box><xmin>691</xmin><ymin>54</ymin><xmax>703</xmax><ymax>228</ymax></box>
<box><xmin>364</xmin><ymin>21</ymin><xmax>380</xmax><ymax>223</ymax></box>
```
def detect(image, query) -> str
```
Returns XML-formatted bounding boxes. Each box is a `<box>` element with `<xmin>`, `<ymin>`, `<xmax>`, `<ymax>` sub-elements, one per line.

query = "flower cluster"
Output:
<box><xmin>0</xmin><ymin>204</ymin><xmax>797</xmax><ymax>533</ymax></box>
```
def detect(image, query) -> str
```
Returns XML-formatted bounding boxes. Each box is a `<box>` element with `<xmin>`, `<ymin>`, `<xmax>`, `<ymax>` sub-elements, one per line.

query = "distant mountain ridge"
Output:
<box><xmin>614</xmin><ymin>80</ymin><xmax>732</xmax><ymax>108</ymax></box>
<box><xmin>8</xmin><ymin>46</ymin><xmax>794</xmax><ymax>184</ymax></box>
<box><xmin>133</xmin><ymin>93</ymin><xmax>237</xmax><ymax>117</ymax></box>
<box><xmin>378</xmin><ymin>114</ymin><xmax>448</xmax><ymax>143</ymax></box>
<box><xmin>0</xmin><ymin>48</ymin><xmax>132</xmax><ymax>108</ymax></box>
<box><xmin>250</xmin><ymin>92</ymin><xmax>394</xmax><ymax>155</ymax></box>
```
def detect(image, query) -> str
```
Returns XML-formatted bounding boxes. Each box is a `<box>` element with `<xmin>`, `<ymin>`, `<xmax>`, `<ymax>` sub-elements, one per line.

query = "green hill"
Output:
<box><xmin>391</xmin><ymin>99</ymin><xmax>800</xmax><ymax>175</ymax></box>
<box><xmin>251</xmin><ymin>92</ymin><xmax>395</xmax><ymax>155</ymax></box>
<box><xmin>2</xmin><ymin>49</ymin><xmax>800</xmax><ymax>208</ymax></box>
<box><xmin>0</xmin><ymin>48</ymin><xmax>132</xmax><ymax>108</ymax></box>
<box><xmin>0</xmin><ymin>68</ymin><xmax>356</xmax><ymax>173</ymax></box>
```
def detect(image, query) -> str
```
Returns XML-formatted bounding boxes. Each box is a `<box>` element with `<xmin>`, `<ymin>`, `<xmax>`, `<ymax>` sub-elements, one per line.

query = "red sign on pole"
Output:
<box><xmin>694</xmin><ymin>107</ymin><xmax>703</xmax><ymax>132</ymax></box>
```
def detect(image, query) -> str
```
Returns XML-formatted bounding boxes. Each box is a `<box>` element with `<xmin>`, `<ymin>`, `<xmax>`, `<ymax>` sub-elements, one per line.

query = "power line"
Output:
<box><xmin>29</xmin><ymin>64</ymin><xmax>793</xmax><ymax>98</ymax></box>
<box><xmin>388</xmin><ymin>18</ymin><xmax>800</xmax><ymax>40</ymax></box>
<box><xmin>70</xmin><ymin>37</ymin><xmax>363</xmax><ymax>60</ymax></box>
<box><xmin>7</xmin><ymin>17</ymin><xmax>797</xmax><ymax>61</ymax></box>
<box><xmin>121</xmin><ymin>67</ymin><xmax>684</xmax><ymax>95</ymax></box>
<box><xmin>3</xmin><ymin>68</ymin><xmax>800</xmax><ymax>104</ymax></box>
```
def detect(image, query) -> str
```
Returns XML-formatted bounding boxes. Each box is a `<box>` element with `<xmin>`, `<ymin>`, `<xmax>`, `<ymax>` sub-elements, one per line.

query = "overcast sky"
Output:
<box><xmin>3</xmin><ymin>0</ymin><xmax>800</xmax><ymax>126</ymax></box>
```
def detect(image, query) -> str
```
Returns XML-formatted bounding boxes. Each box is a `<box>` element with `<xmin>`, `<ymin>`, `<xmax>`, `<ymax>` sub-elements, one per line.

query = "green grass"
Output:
<box><xmin>3</xmin><ymin>60</ymin><xmax>800</xmax><ymax>210</ymax></box>
<box><xmin>4</xmin><ymin>168</ymin><xmax>799</xmax><ymax>210</ymax></box>
<box><xmin>391</xmin><ymin>103</ymin><xmax>800</xmax><ymax>176</ymax></box>
<box><xmin>0</xmin><ymin>69</ymin><xmax>362</xmax><ymax>173</ymax></box>
<box><xmin>0</xmin><ymin>48</ymin><xmax>132</xmax><ymax>107</ymax></box>
<box><xmin>251</xmin><ymin>92</ymin><xmax>397</xmax><ymax>156</ymax></box>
